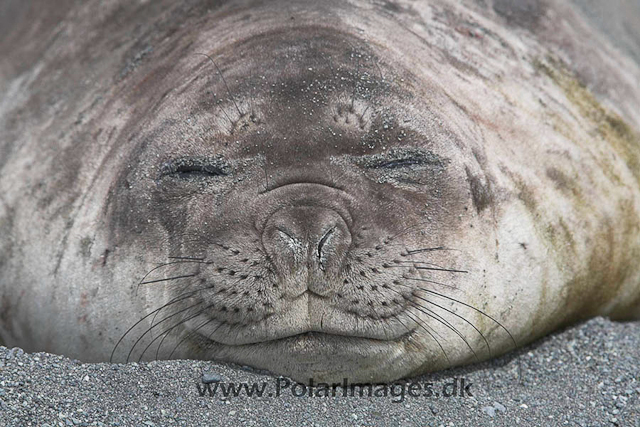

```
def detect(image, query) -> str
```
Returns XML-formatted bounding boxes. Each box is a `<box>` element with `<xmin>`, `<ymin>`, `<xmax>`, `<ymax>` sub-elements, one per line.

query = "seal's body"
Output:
<box><xmin>1</xmin><ymin>0</ymin><xmax>639</xmax><ymax>382</ymax></box>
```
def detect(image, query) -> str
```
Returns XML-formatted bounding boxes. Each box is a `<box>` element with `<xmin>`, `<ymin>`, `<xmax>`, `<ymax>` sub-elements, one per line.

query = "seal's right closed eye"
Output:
<box><xmin>160</xmin><ymin>158</ymin><xmax>228</xmax><ymax>179</ymax></box>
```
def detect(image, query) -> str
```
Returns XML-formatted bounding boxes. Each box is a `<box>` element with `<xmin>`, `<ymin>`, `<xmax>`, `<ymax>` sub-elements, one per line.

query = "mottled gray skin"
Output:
<box><xmin>0</xmin><ymin>0</ymin><xmax>639</xmax><ymax>383</ymax></box>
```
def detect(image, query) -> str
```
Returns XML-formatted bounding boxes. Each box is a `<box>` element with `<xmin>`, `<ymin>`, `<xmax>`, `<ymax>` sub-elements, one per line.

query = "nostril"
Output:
<box><xmin>277</xmin><ymin>228</ymin><xmax>293</xmax><ymax>240</ymax></box>
<box><xmin>276</xmin><ymin>227</ymin><xmax>300</xmax><ymax>247</ymax></box>
<box><xmin>317</xmin><ymin>227</ymin><xmax>335</xmax><ymax>264</ymax></box>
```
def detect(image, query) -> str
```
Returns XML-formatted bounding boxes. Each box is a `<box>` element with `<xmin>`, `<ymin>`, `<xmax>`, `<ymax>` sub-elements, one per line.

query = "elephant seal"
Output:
<box><xmin>1</xmin><ymin>0</ymin><xmax>639</xmax><ymax>383</ymax></box>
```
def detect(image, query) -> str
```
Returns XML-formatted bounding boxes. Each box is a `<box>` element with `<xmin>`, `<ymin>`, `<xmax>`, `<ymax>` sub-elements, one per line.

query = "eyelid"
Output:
<box><xmin>160</xmin><ymin>158</ymin><xmax>228</xmax><ymax>178</ymax></box>
<box><xmin>369</xmin><ymin>158</ymin><xmax>423</xmax><ymax>169</ymax></box>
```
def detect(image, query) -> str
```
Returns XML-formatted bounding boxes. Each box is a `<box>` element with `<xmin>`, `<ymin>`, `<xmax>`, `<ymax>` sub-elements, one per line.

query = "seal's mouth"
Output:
<box><xmin>201</xmin><ymin>329</ymin><xmax>419</xmax><ymax>370</ymax></box>
<box><xmin>193</xmin><ymin>316</ymin><xmax>416</xmax><ymax>347</ymax></box>
<box><xmin>184</xmin><ymin>289</ymin><xmax>416</xmax><ymax>347</ymax></box>
<box><xmin>200</xmin><ymin>328</ymin><xmax>422</xmax><ymax>383</ymax></box>
<box><xmin>202</xmin><ymin>328</ymin><xmax>416</xmax><ymax>348</ymax></box>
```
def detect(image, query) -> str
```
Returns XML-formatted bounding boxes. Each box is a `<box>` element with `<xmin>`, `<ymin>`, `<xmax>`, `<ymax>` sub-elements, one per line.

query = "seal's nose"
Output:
<box><xmin>262</xmin><ymin>205</ymin><xmax>351</xmax><ymax>295</ymax></box>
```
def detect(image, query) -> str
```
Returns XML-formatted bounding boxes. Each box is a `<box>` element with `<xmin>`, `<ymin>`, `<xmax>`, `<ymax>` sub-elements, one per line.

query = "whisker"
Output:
<box><xmin>404</xmin><ymin>308</ymin><xmax>450</xmax><ymax>366</ymax></box>
<box><xmin>206</xmin><ymin>318</ymin><xmax>229</xmax><ymax>342</ymax></box>
<box><xmin>387</xmin><ymin>287</ymin><xmax>479</xmax><ymax>362</ymax></box>
<box><xmin>380</xmin><ymin>240</ymin><xmax>461</xmax><ymax>253</ymax></box>
<box><xmin>135</xmin><ymin>260</ymin><xmax>209</xmax><ymax>295</ymax></box>
<box><xmin>110</xmin><ymin>288</ymin><xmax>204</xmax><ymax>362</ymax></box>
<box><xmin>391</xmin><ymin>260</ymin><xmax>468</xmax><ymax>274</ymax></box>
<box><xmin>166</xmin><ymin>317</ymin><xmax>222</xmax><ymax>359</ymax></box>
<box><xmin>415</xmin><ymin>295</ymin><xmax>491</xmax><ymax>357</ymax></box>
<box><xmin>248</xmin><ymin>67</ymin><xmax>255</xmax><ymax>116</ymax></box>
<box><xmin>382</xmin><ymin>262</ymin><xmax>468</xmax><ymax>274</ymax></box>
<box><xmin>404</xmin><ymin>247</ymin><xmax>450</xmax><ymax>254</ymax></box>
<box><xmin>390</xmin><ymin>281</ymin><xmax>498</xmax><ymax>356</ymax></box>
<box><xmin>262</xmin><ymin>157</ymin><xmax>270</xmax><ymax>191</ymax></box>
<box><xmin>409</xmin><ymin>300</ymin><xmax>479</xmax><ymax>362</ymax></box>
<box><xmin>358</xmin><ymin>53</ymin><xmax>386</xmax><ymax>126</ymax></box>
<box><xmin>351</xmin><ymin>53</ymin><xmax>360</xmax><ymax>110</ymax></box>
<box><xmin>369</xmin><ymin>285</ymin><xmax>417</xmax><ymax>341</ymax></box>
<box><xmin>415</xmin><ymin>266</ymin><xmax>468</xmax><ymax>274</ymax></box>
<box><xmin>149</xmin><ymin>278</ymin><xmax>205</xmax><ymax>329</ymax></box>
<box><xmin>196</xmin><ymin>53</ymin><xmax>243</xmax><ymax>116</ymax></box>
<box><xmin>391</xmin><ymin>260</ymin><xmax>446</xmax><ymax>268</ymax></box>
<box><xmin>127</xmin><ymin>301</ymin><xmax>205</xmax><ymax>363</ymax></box>
<box><xmin>402</xmin><ymin>275</ymin><xmax>458</xmax><ymax>291</ymax></box>
<box><xmin>391</xmin><ymin>312</ymin><xmax>413</xmax><ymax>340</ymax></box>
<box><xmin>140</xmin><ymin>273</ymin><xmax>198</xmax><ymax>285</ymax></box>
<box><xmin>419</xmin><ymin>288</ymin><xmax>517</xmax><ymax>348</ymax></box>
<box><xmin>137</xmin><ymin>303</ymin><xmax>215</xmax><ymax>362</ymax></box>
<box><xmin>155</xmin><ymin>274</ymin><xmax>246</xmax><ymax>353</ymax></box>
<box><xmin>386</xmin><ymin>219</ymin><xmax>435</xmax><ymax>241</ymax></box>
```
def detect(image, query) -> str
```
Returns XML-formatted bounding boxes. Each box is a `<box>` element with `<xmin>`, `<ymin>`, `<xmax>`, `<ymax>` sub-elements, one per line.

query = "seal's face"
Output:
<box><xmin>107</xmin><ymin>29</ymin><xmax>504</xmax><ymax>382</ymax></box>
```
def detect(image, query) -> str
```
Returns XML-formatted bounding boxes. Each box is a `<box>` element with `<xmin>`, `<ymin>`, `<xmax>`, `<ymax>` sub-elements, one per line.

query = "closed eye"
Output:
<box><xmin>369</xmin><ymin>157</ymin><xmax>425</xmax><ymax>169</ymax></box>
<box><xmin>160</xmin><ymin>158</ymin><xmax>227</xmax><ymax>179</ymax></box>
<box><xmin>173</xmin><ymin>164</ymin><xmax>225</xmax><ymax>177</ymax></box>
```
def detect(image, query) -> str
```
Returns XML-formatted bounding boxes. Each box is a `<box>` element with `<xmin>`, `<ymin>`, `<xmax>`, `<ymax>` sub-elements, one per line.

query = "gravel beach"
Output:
<box><xmin>0</xmin><ymin>317</ymin><xmax>637</xmax><ymax>426</ymax></box>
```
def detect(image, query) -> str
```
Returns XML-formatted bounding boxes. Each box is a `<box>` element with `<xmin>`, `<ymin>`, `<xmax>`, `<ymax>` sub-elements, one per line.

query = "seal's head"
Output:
<box><xmin>107</xmin><ymin>27</ymin><xmax>511</xmax><ymax>383</ymax></box>
<box><xmin>3</xmin><ymin>0</ymin><xmax>639</xmax><ymax>384</ymax></box>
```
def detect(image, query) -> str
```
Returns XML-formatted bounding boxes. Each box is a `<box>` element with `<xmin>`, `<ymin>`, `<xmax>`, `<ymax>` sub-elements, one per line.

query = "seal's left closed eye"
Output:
<box><xmin>369</xmin><ymin>158</ymin><xmax>425</xmax><ymax>169</ymax></box>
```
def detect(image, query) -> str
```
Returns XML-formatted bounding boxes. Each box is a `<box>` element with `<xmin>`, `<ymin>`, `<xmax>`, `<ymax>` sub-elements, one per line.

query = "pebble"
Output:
<box><xmin>201</xmin><ymin>371</ymin><xmax>223</xmax><ymax>384</ymax></box>
<box><xmin>481</xmin><ymin>406</ymin><xmax>496</xmax><ymax>417</ymax></box>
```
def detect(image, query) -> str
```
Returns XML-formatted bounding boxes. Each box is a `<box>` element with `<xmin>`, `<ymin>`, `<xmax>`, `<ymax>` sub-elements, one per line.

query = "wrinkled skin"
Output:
<box><xmin>0</xmin><ymin>0</ymin><xmax>639</xmax><ymax>383</ymax></box>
